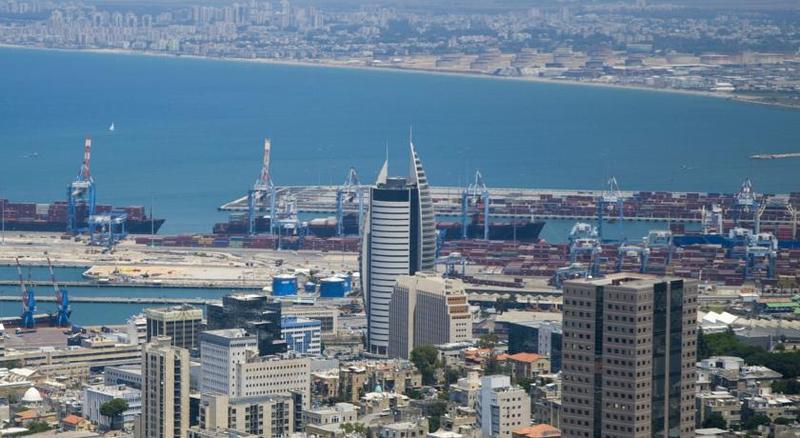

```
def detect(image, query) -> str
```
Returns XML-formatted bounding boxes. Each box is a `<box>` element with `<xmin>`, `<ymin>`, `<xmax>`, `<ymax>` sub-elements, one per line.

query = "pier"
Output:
<box><xmin>0</xmin><ymin>295</ymin><xmax>215</xmax><ymax>305</ymax></box>
<box><xmin>0</xmin><ymin>280</ymin><xmax>264</xmax><ymax>290</ymax></box>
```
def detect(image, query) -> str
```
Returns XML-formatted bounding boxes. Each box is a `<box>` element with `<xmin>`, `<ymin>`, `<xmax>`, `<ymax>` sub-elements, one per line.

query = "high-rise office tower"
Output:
<box><xmin>144</xmin><ymin>305</ymin><xmax>203</xmax><ymax>351</ymax></box>
<box><xmin>138</xmin><ymin>337</ymin><xmax>190</xmax><ymax>438</ymax></box>
<box><xmin>388</xmin><ymin>272</ymin><xmax>471</xmax><ymax>359</ymax></box>
<box><xmin>361</xmin><ymin>142</ymin><xmax>436</xmax><ymax>357</ymax></box>
<box><xmin>206</xmin><ymin>294</ymin><xmax>287</xmax><ymax>355</ymax></box>
<box><xmin>560</xmin><ymin>274</ymin><xmax>698</xmax><ymax>438</ymax></box>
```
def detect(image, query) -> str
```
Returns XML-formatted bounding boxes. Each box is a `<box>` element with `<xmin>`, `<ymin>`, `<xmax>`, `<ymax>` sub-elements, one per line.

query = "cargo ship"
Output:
<box><xmin>0</xmin><ymin>200</ymin><xmax>164</xmax><ymax>234</ymax></box>
<box><xmin>437</xmin><ymin>214</ymin><xmax>545</xmax><ymax>242</ymax></box>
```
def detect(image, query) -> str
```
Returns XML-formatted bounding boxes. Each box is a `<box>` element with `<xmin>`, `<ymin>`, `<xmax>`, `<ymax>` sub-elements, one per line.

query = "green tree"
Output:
<box><xmin>99</xmin><ymin>398</ymin><xmax>129</xmax><ymax>430</ymax></box>
<box><xmin>517</xmin><ymin>377</ymin><xmax>535</xmax><ymax>392</ymax></box>
<box><xmin>477</xmin><ymin>333</ymin><xmax>498</xmax><ymax>349</ymax></box>
<box><xmin>445</xmin><ymin>367</ymin><xmax>461</xmax><ymax>385</ymax></box>
<box><xmin>20</xmin><ymin>421</ymin><xmax>50</xmax><ymax>435</ymax></box>
<box><xmin>427</xmin><ymin>400</ymin><xmax>448</xmax><ymax>432</ymax></box>
<box><xmin>411</xmin><ymin>345</ymin><xmax>440</xmax><ymax>386</ymax></box>
<box><xmin>772</xmin><ymin>379</ymin><xmax>800</xmax><ymax>394</ymax></box>
<box><xmin>702</xmin><ymin>412</ymin><xmax>727</xmax><ymax>429</ymax></box>
<box><xmin>742</xmin><ymin>413</ymin><xmax>770</xmax><ymax>430</ymax></box>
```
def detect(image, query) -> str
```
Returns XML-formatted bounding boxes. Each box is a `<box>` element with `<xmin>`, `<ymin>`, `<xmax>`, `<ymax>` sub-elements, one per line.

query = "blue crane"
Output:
<box><xmin>597</xmin><ymin>177</ymin><xmax>623</xmax><ymax>242</ymax></box>
<box><xmin>47</xmin><ymin>256</ymin><xmax>71</xmax><ymax>327</ymax></box>
<box><xmin>247</xmin><ymin>138</ymin><xmax>276</xmax><ymax>235</ymax></box>
<box><xmin>67</xmin><ymin>137</ymin><xmax>96</xmax><ymax>234</ymax></box>
<box><xmin>336</xmin><ymin>167</ymin><xmax>364</xmax><ymax>236</ymax></box>
<box><xmin>15</xmin><ymin>257</ymin><xmax>36</xmax><ymax>329</ymax></box>
<box><xmin>461</xmin><ymin>171</ymin><xmax>490</xmax><ymax>240</ymax></box>
<box><xmin>745</xmin><ymin>232</ymin><xmax>778</xmax><ymax>280</ymax></box>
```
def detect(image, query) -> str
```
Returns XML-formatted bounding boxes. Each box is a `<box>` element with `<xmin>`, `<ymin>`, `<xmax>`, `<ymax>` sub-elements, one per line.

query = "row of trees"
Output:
<box><xmin>699</xmin><ymin>330</ymin><xmax>800</xmax><ymax>379</ymax></box>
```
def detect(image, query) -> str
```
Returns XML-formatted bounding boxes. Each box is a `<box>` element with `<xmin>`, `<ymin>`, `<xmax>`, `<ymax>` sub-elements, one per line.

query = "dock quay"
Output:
<box><xmin>0</xmin><ymin>295</ymin><xmax>215</xmax><ymax>305</ymax></box>
<box><xmin>0</xmin><ymin>280</ymin><xmax>263</xmax><ymax>290</ymax></box>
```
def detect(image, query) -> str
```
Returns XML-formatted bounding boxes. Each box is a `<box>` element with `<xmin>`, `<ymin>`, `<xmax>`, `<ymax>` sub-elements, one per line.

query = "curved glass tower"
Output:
<box><xmin>361</xmin><ymin>142</ymin><xmax>436</xmax><ymax>357</ymax></box>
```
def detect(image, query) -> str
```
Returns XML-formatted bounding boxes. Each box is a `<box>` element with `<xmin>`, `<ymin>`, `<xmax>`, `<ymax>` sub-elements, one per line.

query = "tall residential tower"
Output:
<box><xmin>361</xmin><ymin>142</ymin><xmax>436</xmax><ymax>357</ymax></box>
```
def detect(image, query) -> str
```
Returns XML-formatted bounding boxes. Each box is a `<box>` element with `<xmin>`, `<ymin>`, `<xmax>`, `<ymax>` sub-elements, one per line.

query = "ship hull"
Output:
<box><xmin>437</xmin><ymin>221</ymin><xmax>545</xmax><ymax>242</ymax></box>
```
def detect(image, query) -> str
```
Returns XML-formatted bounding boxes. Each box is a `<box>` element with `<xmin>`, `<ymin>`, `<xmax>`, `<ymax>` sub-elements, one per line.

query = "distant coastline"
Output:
<box><xmin>2</xmin><ymin>43</ymin><xmax>795</xmax><ymax>110</ymax></box>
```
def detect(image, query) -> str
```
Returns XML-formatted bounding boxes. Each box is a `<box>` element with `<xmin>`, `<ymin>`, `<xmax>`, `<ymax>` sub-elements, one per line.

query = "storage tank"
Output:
<box><xmin>335</xmin><ymin>273</ymin><xmax>353</xmax><ymax>293</ymax></box>
<box><xmin>320</xmin><ymin>277</ymin><xmax>347</xmax><ymax>298</ymax></box>
<box><xmin>304</xmin><ymin>281</ymin><xmax>316</xmax><ymax>293</ymax></box>
<box><xmin>272</xmin><ymin>274</ymin><xmax>298</xmax><ymax>296</ymax></box>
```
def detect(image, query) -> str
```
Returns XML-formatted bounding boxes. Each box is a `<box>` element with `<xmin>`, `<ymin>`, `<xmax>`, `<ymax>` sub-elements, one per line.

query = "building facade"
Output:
<box><xmin>138</xmin><ymin>337</ymin><xmax>190</xmax><ymax>438</ymax></box>
<box><xmin>281</xmin><ymin>316</ymin><xmax>322</xmax><ymax>355</ymax></box>
<box><xmin>200</xmin><ymin>329</ymin><xmax>259</xmax><ymax>396</ymax></box>
<box><xmin>477</xmin><ymin>375</ymin><xmax>531</xmax><ymax>438</ymax></box>
<box><xmin>388</xmin><ymin>273</ymin><xmax>471</xmax><ymax>359</ymax></box>
<box><xmin>83</xmin><ymin>384</ymin><xmax>142</xmax><ymax>429</ymax></box>
<box><xmin>560</xmin><ymin>274</ymin><xmax>698</xmax><ymax>438</ymax></box>
<box><xmin>144</xmin><ymin>305</ymin><xmax>203</xmax><ymax>351</ymax></box>
<box><xmin>197</xmin><ymin>393</ymin><xmax>294</xmax><ymax>437</ymax></box>
<box><xmin>206</xmin><ymin>294</ymin><xmax>286</xmax><ymax>356</ymax></box>
<box><xmin>361</xmin><ymin>143</ymin><xmax>436</xmax><ymax>357</ymax></box>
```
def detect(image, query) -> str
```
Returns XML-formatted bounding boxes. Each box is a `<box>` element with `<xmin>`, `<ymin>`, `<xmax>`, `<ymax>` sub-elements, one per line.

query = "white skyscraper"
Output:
<box><xmin>361</xmin><ymin>142</ymin><xmax>436</xmax><ymax>357</ymax></box>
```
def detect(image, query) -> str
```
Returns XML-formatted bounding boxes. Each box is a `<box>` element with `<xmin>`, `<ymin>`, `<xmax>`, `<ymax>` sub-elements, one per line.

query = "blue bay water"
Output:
<box><xmin>1</xmin><ymin>47</ymin><xmax>800</xmax><ymax>236</ymax></box>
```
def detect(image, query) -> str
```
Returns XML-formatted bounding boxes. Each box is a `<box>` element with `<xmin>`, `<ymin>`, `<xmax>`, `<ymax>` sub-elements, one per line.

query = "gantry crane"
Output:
<box><xmin>597</xmin><ymin>177</ymin><xmax>623</xmax><ymax>242</ymax></box>
<box><xmin>568</xmin><ymin>222</ymin><xmax>602</xmax><ymax>277</ymax></box>
<box><xmin>247</xmin><ymin>138</ymin><xmax>276</xmax><ymax>235</ymax></box>
<box><xmin>15</xmin><ymin>257</ymin><xmax>36</xmax><ymax>329</ymax></box>
<box><xmin>461</xmin><ymin>171</ymin><xmax>490</xmax><ymax>240</ymax></box>
<box><xmin>616</xmin><ymin>242</ymin><xmax>650</xmax><ymax>273</ymax></box>
<box><xmin>733</xmin><ymin>177</ymin><xmax>757</xmax><ymax>227</ymax></box>
<box><xmin>645</xmin><ymin>230</ymin><xmax>674</xmax><ymax>266</ymax></box>
<box><xmin>67</xmin><ymin>137</ymin><xmax>96</xmax><ymax>234</ymax></box>
<box><xmin>47</xmin><ymin>256</ymin><xmax>71</xmax><ymax>327</ymax></box>
<box><xmin>336</xmin><ymin>167</ymin><xmax>364</xmax><ymax>236</ymax></box>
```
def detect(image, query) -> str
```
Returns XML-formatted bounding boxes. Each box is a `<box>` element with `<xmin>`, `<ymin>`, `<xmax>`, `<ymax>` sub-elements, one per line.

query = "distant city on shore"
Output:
<box><xmin>2</xmin><ymin>0</ymin><xmax>800</xmax><ymax>107</ymax></box>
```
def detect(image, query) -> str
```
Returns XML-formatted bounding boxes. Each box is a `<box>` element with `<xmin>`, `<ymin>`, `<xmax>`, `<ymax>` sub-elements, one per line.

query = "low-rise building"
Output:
<box><xmin>197</xmin><ymin>393</ymin><xmax>295</xmax><ymax>437</ymax></box>
<box><xmin>695</xmin><ymin>391</ymin><xmax>742</xmax><ymax>429</ymax></box>
<box><xmin>303</xmin><ymin>402</ymin><xmax>358</xmax><ymax>428</ymax></box>
<box><xmin>379</xmin><ymin>419</ymin><xmax>428</xmax><ymax>438</ymax></box>
<box><xmin>477</xmin><ymin>375</ymin><xmax>531</xmax><ymax>438</ymax></box>
<box><xmin>498</xmin><ymin>353</ymin><xmax>550</xmax><ymax>380</ymax></box>
<box><xmin>82</xmin><ymin>384</ymin><xmax>142</xmax><ymax>429</ymax></box>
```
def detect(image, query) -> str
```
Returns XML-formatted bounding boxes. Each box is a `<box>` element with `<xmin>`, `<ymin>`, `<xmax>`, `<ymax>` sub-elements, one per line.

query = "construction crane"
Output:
<box><xmin>67</xmin><ymin>137</ymin><xmax>96</xmax><ymax>234</ymax></box>
<box><xmin>47</xmin><ymin>256</ymin><xmax>71</xmax><ymax>327</ymax></box>
<box><xmin>597</xmin><ymin>177</ymin><xmax>623</xmax><ymax>242</ymax></box>
<box><xmin>247</xmin><ymin>138</ymin><xmax>276</xmax><ymax>236</ymax></box>
<box><xmin>461</xmin><ymin>171</ymin><xmax>490</xmax><ymax>240</ymax></box>
<box><xmin>15</xmin><ymin>257</ymin><xmax>36</xmax><ymax>329</ymax></box>
<box><xmin>336</xmin><ymin>167</ymin><xmax>364</xmax><ymax>236</ymax></box>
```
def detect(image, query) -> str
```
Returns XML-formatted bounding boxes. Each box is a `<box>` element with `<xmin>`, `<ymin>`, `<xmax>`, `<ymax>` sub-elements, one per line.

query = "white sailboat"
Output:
<box><xmin>109</xmin><ymin>122</ymin><xmax>115</xmax><ymax>132</ymax></box>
